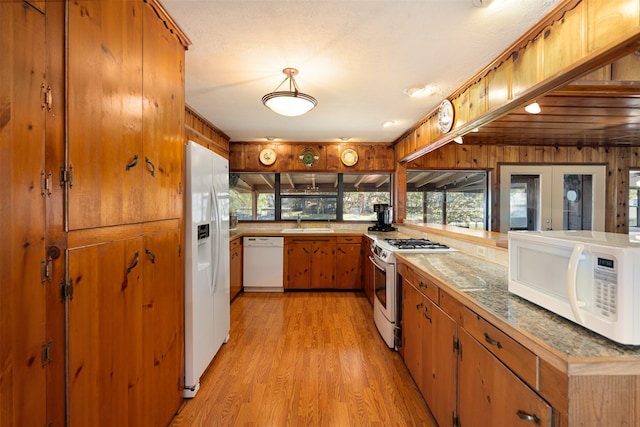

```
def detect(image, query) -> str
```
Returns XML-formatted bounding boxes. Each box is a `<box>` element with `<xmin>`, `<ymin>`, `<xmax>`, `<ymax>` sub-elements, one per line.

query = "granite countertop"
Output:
<box><xmin>397</xmin><ymin>252</ymin><xmax>640</xmax><ymax>362</ymax></box>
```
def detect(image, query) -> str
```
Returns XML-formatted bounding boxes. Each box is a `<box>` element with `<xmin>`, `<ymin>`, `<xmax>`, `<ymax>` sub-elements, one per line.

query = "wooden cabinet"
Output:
<box><xmin>400</xmin><ymin>267</ymin><xmax>456</xmax><ymax>427</ymax></box>
<box><xmin>63</xmin><ymin>1</ymin><xmax>187</xmax><ymax>426</ymax></box>
<box><xmin>457</xmin><ymin>328</ymin><xmax>552</xmax><ymax>427</ymax></box>
<box><xmin>68</xmin><ymin>237</ymin><xmax>144</xmax><ymax>426</ymax></box>
<box><xmin>68</xmin><ymin>227</ymin><xmax>182</xmax><ymax>427</ymax></box>
<box><xmin>362</xmin><ymin>236</ymin><xmax>375</xmax><ymax>303</ymax></box>
<box><xmin>67</xmin><ymin>0</ymin><xmax>184</xmax><ymax>230</ymax></box>
<box><xmin>0</xmin><ymin>3</ymin><xmax>48</xmax><ymax>426</ymax></box>
<box><xmin>336</xmin><ymin>236</ymin><xmax>362</xmax><ymax>289</ymax></box>
<box><xmin>230</xmin><ymin>237</ymin><xmax>243</xmax><ymax>300</ymax></box>
<box><xmin>285</xmin><ymin>237</ymin><xmax>336</xmax><ymax>289</ymax></box>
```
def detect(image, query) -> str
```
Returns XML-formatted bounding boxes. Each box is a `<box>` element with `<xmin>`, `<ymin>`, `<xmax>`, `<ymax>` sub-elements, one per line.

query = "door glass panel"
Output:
<box><xmin>509</xmin><ymin>175</ymin><xmax>540</xmax><ymax>231</ymax></box>
<box><xmin>562</xmin><ymin>174</ymin><xmax>593</xmax><ymax>230</ymax></box>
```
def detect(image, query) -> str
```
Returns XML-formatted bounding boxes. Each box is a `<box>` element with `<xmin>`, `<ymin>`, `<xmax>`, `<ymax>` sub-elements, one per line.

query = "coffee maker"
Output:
<box><xmin>368</xmin><ymin>204</ymin><xmax>397</xmax><ymax>232</ymax></box>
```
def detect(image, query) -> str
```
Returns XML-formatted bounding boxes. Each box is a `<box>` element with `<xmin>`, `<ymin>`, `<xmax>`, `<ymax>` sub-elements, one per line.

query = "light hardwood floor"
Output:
<box><xmin>170</xmin><ymin>291</ymin><xmax>436</xmax><ymax>426</ymax></box>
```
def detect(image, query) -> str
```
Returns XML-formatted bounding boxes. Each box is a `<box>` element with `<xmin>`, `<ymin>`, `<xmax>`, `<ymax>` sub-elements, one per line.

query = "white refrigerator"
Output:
<box><xmin>184</xmin><ymin>141</ymin><xmax>230</xmax><ymax>398</ymax></box>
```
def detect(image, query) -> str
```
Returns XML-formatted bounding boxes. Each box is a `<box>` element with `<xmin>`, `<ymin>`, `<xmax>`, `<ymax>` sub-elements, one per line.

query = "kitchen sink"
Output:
<box><xmin>281</xmin><ymin>228</ymin><xmax>334</xmax><ymax>233</ymax></box>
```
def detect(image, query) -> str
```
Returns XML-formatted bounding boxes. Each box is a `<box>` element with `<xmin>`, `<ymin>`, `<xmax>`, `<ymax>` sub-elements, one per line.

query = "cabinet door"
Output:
<box><xmin>141</xmin><ymin>4</ymin><xmax>185</xmax><ymax>222</ymax></box>
<box><xmin>362</xmin><ymin>237</ymin><xmax>375</xmax><ymax>303</ymax></box>
<box><xmin>458</xmin><ymin>329</ymin><xmax>552</xmax><ymax>427</ymax></box>
<box><xmin>310</xmin><ymin>239</ymin><xmax>335</xmax><ymax>288</ymax></box>
<box><xmin>286</xmin><ymin>240</ymin><xmax>312</xmax><ymax>289</ymax></box>
<box><xmin>68</xmin><ymin>238</ymin><xmax>143</xmax><ymax>427</ymax></box>
<box><xmin>230</xmin><ymin>239</ymin><xmax>242</xmax><ymax>299</ymax></box>
<box><xmin>142</xmin><ymin>229</ymin><xmax>183</xmax><ymax>427</ymax></box>
<box><xmin>67</xmin><ymin>0</ymin><xmax>143</xmax><ymax>230</ymax></box>
<box><xmin>0</xmin><ymin>3</ymin><xmax>47</xmax><ymax>426</ymax></box>
<box><xmin>401</xmin><ymin>283</ymin><xmax>425</xmax><ymax>394</ymax></box>
<box><xmin>423</xmin><ymin>299</ymin><xmax>457</xmax><ymax>427</ymax></box>
<box><xmin>336</xmin><ymin>243</ymin><xmax>362</xmax><ymax>289</ymax></box>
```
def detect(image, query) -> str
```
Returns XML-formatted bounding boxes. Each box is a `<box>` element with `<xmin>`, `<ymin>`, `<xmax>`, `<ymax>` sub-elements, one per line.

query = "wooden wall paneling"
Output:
<box><xmin>501</xmin><ymin>146</ymin><xmax>520</xmax><ymax>163</ymax></box>
<box><xmin>414</xmin><ymin>123</ymin><xmax>427</xmax><ymax>151</ymax></box>
<box><xmin>612</xmin><ymin>52</ymin><xmax>640</xmax><ymax>80</ymax></box>
<box><xmin>541</xmin><ymin>3</ymin><xmax>586</xmax><ymax>80</ymax></box>
<box><xmin>244</xmin><ymin>144</ymin><xmax>261</xmax><ymax>170</ymax></box>
<box><xmin>0</xmin><ymin>3</ymin><xmax>47</xmax><ymax>426</ymax></box>
<box><xmin>359</xmin><ymin>144</ymin><xmax>375</xmax><ymax>171</ymax></box>
<box><xmin>453</xmin><ymin>92</ymin><xmax>469</xmax><ymax>131</ymax></box>
<box><xmin>552</xmin><ymin>146</ymin><xmax>570</xmax><ymax>163</ymax></box>
<box><xmin>612</xmin><ymin>146</ymin><xmax>630</xmax><ymax>232</ymax></box>
<box><xmin>456</xmin><ymin>145</ymin><xmax>473</xmax><ymax>169</ymax></box>
<box><xmin>395</xmin><ymin>140</ymin><xmax>407</xmax><ymax>162</ymax></box>
<box><xmin>395</xmin><ymin>162</ymin><xmax>407</xmax><ymax>223</ymax></box>
<box><xmin>568</xmin><ymin>375</ymin><xmax>639</xmax><ymax>426</ymax></box>
<box><xmin>486</xmin><ymin>61</ymin><xmax>512</xmax><ymax>112</ymax></box>
<box><xmin>45</xmin><ymin>1</ymin><xmax>68</xmax><ymax>425</ymax></box>
<box><xmin>518</xmin><ymin>145</ymin><xmax>537</xmax><ymax>163</ymax></box>
<box><xmin>512</xmin><ymin>40</ymin><xmax>540</xmax><ymax>98</ymax></box>
<box><xmin>587</xmin><ymin>0</ymin><xmax>640</xmax><ymax>52</ymax></box>
<box><xmin>471</xmin><ymin>144</ymin><xmax>488</xmax><ymax>169</ymax></box>
<box><xmin>467</xmin><ymin>79</ymin><xmax>487</xmax><ymax>122</ymax></box>
<box><xmin>142</xmin><ymin>3</ymin><xmax>185</xmax><ymax>223</ymax></box>
<box><xmin>326</xmin><ymin>144</ymin><xmax>341</xmax><ymax>170</ymax></box>
<box><xmin>374</xmin><ymin>144</ymin><xmax>395</xmax><ymax>172</ymax></box>
<box><xmin>275</xmin><ymin>143</ymin><xmax>292</xmax><ymax>170</ymax></box>
<box><xmin>632</xmin><ymin>147</ymin><xmax>640</xmax><ymax>168</ymax></box>
<box><xmin>67</xmin><ymin>0</ymin><xmax>144</xmax><ymax>230</ymax></box>
<box><xmin>229</xmin><ymin>143</ymin><xmax>245</xmax><ymax>170</ymax></box>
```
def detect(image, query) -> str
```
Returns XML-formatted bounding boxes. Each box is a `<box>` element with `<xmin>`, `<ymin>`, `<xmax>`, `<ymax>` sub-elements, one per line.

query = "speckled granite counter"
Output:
<box><xmin>397</xmin><ymin>252</ymin><xmax>640</xmax><ymax>365</ymax></box>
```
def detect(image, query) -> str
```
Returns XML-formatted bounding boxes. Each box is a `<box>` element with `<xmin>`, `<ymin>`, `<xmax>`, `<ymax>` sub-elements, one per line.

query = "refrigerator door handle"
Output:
<box><xmin>209</xmin><ymin>185</ymin><xmax>222</xmax><ymax>295</ymax></box>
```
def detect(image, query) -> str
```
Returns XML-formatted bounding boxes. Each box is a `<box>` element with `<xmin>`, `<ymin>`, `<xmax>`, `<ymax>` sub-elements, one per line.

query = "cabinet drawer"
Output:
<box><xmin>337</xmin><ymin>236</ymin><xmax>359</xmax><ymax>244</ymax></box>
<box><xmin>397</xmin><ymin>263</ymin><xmax>439</xmax><ymax>303</ymax></box>
<box><xmin>230</xmin><ymin>237</ymin><xmax>241</xmax><ymax>250</ymax></box>
<box><xmin>462</xmin><ymin>307</ymin><xmax>537</xmax><ymax>387</ymax></box>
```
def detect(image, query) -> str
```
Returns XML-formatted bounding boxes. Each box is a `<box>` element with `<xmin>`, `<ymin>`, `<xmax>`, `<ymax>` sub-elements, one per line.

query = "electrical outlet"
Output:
<box><xmin>476</xmin><ymin>246</ymin><xmax>486</xmax><ymax>257</ymax></box>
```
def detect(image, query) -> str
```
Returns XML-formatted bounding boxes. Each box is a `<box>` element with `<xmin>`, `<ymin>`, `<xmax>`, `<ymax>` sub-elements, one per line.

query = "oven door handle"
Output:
<box><xmin>369</xmin><ymin>256</ymin><xmax>388</xmax><ymax>272</ymax></box>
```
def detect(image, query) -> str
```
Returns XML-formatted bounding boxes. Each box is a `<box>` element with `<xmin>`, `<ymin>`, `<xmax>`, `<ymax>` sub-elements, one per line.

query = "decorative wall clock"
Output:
<box><xmin>437</xmin><ymin>99</ymin><xmax>455</xmax><ymax>134</ymax></box>
<box><xmin>259</xmin><ymin>148</ymin><xmax>277</xmax><ymax>165</ymax></box>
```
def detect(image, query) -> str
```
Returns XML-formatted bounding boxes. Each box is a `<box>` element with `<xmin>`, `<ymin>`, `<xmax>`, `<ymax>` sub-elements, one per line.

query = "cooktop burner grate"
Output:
<box><xmin>383</xmin><ymin>238</ymin><xmax>450</xmax><ymax>250</ymax></box>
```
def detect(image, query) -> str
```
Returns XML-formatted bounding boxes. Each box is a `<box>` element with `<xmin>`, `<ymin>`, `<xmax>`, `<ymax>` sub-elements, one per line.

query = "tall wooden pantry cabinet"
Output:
<box><xmin>1</xmin><ymin>1</ymin><xmax>190</xmax><ymax>426</ymax></box>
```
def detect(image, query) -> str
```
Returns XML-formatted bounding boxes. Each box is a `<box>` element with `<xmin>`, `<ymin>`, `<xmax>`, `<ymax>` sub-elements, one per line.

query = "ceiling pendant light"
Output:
<box><xmin>525</xmin><ymin>101</ymin><xmax>541</xmax><ymax>114</ymax></box>
<box><xmin>262</xmin><ymin>68</ymin><xmax>318</xmax><ymax>117</ymax></box>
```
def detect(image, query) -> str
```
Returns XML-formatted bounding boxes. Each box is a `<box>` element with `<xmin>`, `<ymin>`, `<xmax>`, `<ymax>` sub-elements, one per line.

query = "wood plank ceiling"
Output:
<box><xmin>462</xmin><ymin>56</ymin><xmax>640</xmax><ymax>147</ymax></box>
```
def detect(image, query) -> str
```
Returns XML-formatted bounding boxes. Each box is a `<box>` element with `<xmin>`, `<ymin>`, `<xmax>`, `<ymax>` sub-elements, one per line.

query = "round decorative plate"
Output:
<box><xmin>437</xmin><ymin>99</ymin><xmax>455</xmax><ymax>134</ymax></box>
<box><xmin>259</xmin><ymin>148</ymin><xmax>277</xmax><ymax>165</ymax></box>
<box><xmin>341</xmin><ymin>148</ymin><xmax>358</xmax><ymax>166</ymax></box>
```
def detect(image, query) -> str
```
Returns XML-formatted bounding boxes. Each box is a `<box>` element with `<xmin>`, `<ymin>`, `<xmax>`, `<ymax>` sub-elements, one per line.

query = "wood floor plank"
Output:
<box><xmin>170</xmin><ymin>291</ymin><xmax>436</xmax><ymax>426</ymax></box>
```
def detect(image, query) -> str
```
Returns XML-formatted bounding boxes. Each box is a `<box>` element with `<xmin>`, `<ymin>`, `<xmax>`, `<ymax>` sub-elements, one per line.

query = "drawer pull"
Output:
<box><xmin>419</xmin><ymin>281</ymin><xmax>428</xmax><ymax>289</ymax></box>
<box><xmin>483</xmin><ymin>332</ymin><xmax>503</xmax><ymax>349</ymax></box>
<box><xmin>416</xmin><ymin>302</ymin><xmax>424</xmax><ymax>310</ymax></box>
<box><xmin>516</xmin><ymin>410</ymin><xmax>540</xmax><ymax>424</ymax></box>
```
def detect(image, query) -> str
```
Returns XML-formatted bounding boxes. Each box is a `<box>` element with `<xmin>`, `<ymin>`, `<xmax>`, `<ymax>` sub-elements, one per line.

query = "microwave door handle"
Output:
<box><xmin>567</xmin><ymin>244</ymin><xmax>585</xmax><ymax>324</ymax></box>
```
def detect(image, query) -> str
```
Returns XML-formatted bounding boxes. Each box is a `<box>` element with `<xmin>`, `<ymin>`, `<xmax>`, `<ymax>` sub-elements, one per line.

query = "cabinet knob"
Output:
<box><xmin>516</xmin><ymin>410</ymin><xmax>540</xmax><ymax>424</ymax></box>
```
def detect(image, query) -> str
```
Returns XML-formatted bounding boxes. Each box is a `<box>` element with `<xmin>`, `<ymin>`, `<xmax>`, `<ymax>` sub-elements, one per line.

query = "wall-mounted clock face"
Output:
<box><xmin>437</xmin><ymin>99</ymin><xmax>455</xmax><ymax>134</ymax></box>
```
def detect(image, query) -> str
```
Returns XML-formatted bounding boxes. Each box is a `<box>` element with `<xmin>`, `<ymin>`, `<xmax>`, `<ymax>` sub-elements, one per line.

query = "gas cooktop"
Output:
<box><xmin>383</xmin><ymin>238</ymin><xmax>450</xmax><ymax>250</ymax></box>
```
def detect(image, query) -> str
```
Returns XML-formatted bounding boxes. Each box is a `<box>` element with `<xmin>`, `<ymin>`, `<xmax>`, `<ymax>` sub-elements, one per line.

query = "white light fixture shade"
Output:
<box><xmin>453</xmin><ymin>136</ymin><xmax>464</xmax><ymax>144</ymax></box>
<box><xmin>525</xmin><ymin>101</ymin><xmax>541</xmax><ymax>114</ymax></box>
<box><xmin>262</xmin><ymin>91</ymin><xmax>317</xmax><ymax>116</ymax></box>
<box><xmin>472</xmin><ymin>0</ymin><xmax>494</xmax><ymax>7</ymax></box>
<box><xmin>262</xmin><ymin>68</ymin><xmax>318</xmax><ymax>117</ymax></box>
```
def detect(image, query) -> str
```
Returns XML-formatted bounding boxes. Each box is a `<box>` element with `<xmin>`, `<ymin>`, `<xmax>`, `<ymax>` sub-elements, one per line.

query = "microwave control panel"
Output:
<box><xmin>593</xmin><ymin>256</ymin><xmax>617</xmax><ymax>320</ymax></box>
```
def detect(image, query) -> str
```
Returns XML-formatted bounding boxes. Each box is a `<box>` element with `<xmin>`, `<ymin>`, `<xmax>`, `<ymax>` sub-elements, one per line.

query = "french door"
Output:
<box><xmin>500</xmin><ymin>165</ymin><xmax>606</xmax><ymax>233</ymax></box>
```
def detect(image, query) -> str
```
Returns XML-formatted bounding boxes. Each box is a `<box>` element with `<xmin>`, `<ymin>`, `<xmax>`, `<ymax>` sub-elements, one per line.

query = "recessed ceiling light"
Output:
<box><xmin>266</xmin><ymin>136</ymin><xmax>277</xmax><ymax>141</ymax></box>
<box><xmin>472</xmin><ymin>0</ymin><xmax>494</xmax><ymax>7</ymax></box>
<box><xmin>339</xmin><ymin>137</ymin><xmax>351</xmax><ymax>142</ymax></box>
<box><xmin>471</xmin><ymin>128</ymin><xmax>479</xmax><ymax>132</ymax></box>
<box><xmin>402</xmin><ymin>86</ymin><xmax>434</xmax><ymax>98</ymax></box>
<box><xmin>381</xmin><ymin>120</ymin><xmax>396</xmax><ymax>128</ymax></box>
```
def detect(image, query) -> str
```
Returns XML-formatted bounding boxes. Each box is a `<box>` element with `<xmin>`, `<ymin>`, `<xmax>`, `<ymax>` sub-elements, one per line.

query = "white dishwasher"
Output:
<box><xmin>243</xmin><ymin>236</ymin><xmax>284</xmax><ymax>292</ymax></box>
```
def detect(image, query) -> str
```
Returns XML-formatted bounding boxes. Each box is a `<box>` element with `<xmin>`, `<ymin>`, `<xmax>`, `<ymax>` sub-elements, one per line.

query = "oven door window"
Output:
<box><xmin>374</xmin><ymin>264</ymin><xmax>387</xmax><ymax>309</ymax></box>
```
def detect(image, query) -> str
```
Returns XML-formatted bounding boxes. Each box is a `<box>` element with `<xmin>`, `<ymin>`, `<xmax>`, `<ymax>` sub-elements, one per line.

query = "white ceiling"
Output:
<box><xmin>161</xmin><ymin>0</ymin><xmax>561</xmax><ymax>143</ymax></box>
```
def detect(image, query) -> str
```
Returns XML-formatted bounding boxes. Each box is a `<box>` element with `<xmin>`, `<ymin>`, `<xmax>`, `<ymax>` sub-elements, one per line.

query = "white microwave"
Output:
<box><xmin>508</xmin><ymin>230</ymin><xmax>640</xmax><ymax>345</ymax></box>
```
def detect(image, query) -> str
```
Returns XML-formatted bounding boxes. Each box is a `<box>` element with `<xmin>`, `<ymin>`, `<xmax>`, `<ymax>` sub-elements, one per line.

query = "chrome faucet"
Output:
<box><xmin>297</xmin><ymin>215</ymin><xmax>302</xmax><ymax>229</ymax></box>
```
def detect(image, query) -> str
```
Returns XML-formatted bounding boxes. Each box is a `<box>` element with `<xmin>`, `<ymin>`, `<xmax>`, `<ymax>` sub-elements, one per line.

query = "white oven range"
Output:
<box><xmin>369</xmin><ymin>237</ymin><xmax>456</xmax><ymax>349</ymax></box>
